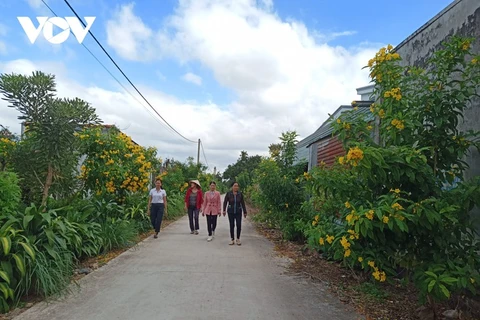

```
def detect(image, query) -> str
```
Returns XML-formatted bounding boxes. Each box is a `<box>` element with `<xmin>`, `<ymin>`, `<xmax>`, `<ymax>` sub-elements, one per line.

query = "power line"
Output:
<box><xmin>40</xmin><ymin>0</ymin><xmax>179</xmax><ymax>138</ymax></box>
<box><xmin>200</xmin><ymin>140</ymin><xmax>209</xmax><ymax>168</ymax></box>
<box><xmin>59</xmin><ymin>0</ymin><xmax>197</xmax><ymax>144</ymax></box>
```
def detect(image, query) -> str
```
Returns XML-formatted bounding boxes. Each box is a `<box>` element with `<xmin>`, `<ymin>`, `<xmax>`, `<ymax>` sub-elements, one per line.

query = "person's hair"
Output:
<box><xmin>209</xmin><ymin>181</ymin><xmax>216</xmax><ymax>186</ymax></box>
<box><xmin>155</xmin><ymin>178</ymin><xmax>163</xmax><ymax>189</ymax></box>
<box><xmin>231</xmin><ymin>181</ymin><xmax>239</xmax><ymax>188</ymax></box>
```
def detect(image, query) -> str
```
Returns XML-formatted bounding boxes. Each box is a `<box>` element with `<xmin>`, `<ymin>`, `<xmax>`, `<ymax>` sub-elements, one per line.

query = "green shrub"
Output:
<box><xmin>0</xmin><ymin>171</ymin><xmax>21</xmax><ymax>215</ymax></box>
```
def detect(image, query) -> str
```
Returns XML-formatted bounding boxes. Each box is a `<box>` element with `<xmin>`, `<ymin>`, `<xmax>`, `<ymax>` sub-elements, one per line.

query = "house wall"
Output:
<box><xmin>395</xmin><ymin>0</ymin><xmax>480</xmax><ymax>231</ymax></box>
<box><xmin>316</xmin><ymin>135</ymin><xmax>345</xmax><ymax>167</ymax></box>
<box><xmin>395</xmin><ymin>0</ymin><xmax>480</xmax><ymax>181</ymax></box>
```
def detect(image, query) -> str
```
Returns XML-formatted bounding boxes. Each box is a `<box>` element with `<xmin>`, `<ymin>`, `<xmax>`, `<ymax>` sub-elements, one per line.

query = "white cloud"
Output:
<box><xmin>0</xmin><ymin>59</ymin><xmax>272</xmax><ymax>172</ymax></box>
<box><xmin>104</xmin><ymin>1</ymin><xmax>379</xmax><ymax>137</ymax></box>
<box><xmin>182</xmin><ymin>72</ymin><xmax>202</xmax><ymax>85</ymax></box>
<box><xmin>26</xmin><ymin>0</ymin><xmax>43</xmax><ymax>9</ymax></box>
<box><xmin>2</xmin><ymin>0</ymin><xmax>383</xmax><ymax>171</ymax></box>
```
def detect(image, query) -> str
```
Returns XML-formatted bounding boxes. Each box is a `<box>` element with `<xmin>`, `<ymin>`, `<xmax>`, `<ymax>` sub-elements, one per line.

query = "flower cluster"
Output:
<box><xmin>390</xmin><ymin>119</ymin><xmax>405</xmax><ymax>130</ymax></box>
<box><xmin>367</xmin><ymin>45</ymin><xmax>401</xmax><ymax>82</ymax></box>
<box><xmin>340</xmin><ymin>236</ymin><xmax>351</xmax><ymax>257</ymax></box>
<box><xmin>339</xmin><ymin>146</ymin><xmax>365</xmax><ymax>167</ymax></box>
<box><xmin>384</xmin><ymin>87</ymin><xmax>402</xmax><ymax>101</ymax></box>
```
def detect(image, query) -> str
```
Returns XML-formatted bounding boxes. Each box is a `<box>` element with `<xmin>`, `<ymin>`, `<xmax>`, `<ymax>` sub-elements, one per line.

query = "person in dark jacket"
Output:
<box><xmin>222</xmin><ymin>181</ymin><xmax>247</xmax><ymax>245</ymax></box>
<box><xmin>185</xmin><ymin>179</ymin><xmax>203</xmax><ymax>234</ymax></box>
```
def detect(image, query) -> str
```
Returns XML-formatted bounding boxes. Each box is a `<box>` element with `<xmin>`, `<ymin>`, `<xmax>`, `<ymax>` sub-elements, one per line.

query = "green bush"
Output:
<box><xmin>304</xmin><ymin>36</ymin><xmax>480</xmax><ymax>306</ymax></box>
<box><xmin>0</xmin><ymin>171</ymin><xmax>21</xmax><ymax>215</ymax></box>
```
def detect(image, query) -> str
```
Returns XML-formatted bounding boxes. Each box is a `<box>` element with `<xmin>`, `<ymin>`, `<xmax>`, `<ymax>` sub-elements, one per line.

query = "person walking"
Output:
<box><xmin>185</xmin><ymin>179</ymin><xmax>203</xmax><ymax>235</ymax></box>
<box><xmin>222</xmin><ymin>182</ymin><xmax>247</xmax><ymax>245</ymax></box>
<box><xmin>201</xmin><ymin>181</ymin><xmax>222</xmax><ymax>242</ymax></box>
<box><xmin>147</xmin><ymin>178</ymin><xmax>167</xmax><ymax>239</ymax></box>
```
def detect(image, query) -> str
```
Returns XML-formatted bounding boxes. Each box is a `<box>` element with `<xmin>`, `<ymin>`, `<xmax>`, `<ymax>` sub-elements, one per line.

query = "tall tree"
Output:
<box><xmin>0</xmin><ymin>71</ymin><xmax>101</xmax><ymax>205</ymax></box>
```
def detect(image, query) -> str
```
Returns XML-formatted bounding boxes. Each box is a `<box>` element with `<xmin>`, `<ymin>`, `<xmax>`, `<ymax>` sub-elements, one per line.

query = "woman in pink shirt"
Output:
<box><xmin>201</xmin><ymin>181</ymin><xmax>222</xmax><ymax>242</ymax></box>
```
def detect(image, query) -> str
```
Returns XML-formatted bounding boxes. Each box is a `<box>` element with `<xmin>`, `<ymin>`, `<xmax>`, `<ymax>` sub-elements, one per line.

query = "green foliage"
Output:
<box><xmin>0</xmin><ymin>172</ymin><xmax>21</xmax><ymax>215</ymax></box>
<box><xmin>222</xmin><ymin>151</ymin><xmax>262</xmax><ymax>188</ymax></box>
<box><xmin>303</xmin><ymin>36</ymin><xmax>480</xmax><ymax>306</ymax></box>
<box><xmin>250</xmin><ymin>131</ymin><xmax>309</xmax><ymax>241</ymax></box>
<box><xmin>0</xmin><ymin>71</ymin><xmax>101</xmax><ymax>206</ymax></box>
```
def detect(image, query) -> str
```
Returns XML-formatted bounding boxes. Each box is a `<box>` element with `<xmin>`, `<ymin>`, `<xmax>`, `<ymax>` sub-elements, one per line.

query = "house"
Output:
<box><xmin>295</xmin><ymin>85</ymin><xmax>376</xmax><ymax>170</ymax></box>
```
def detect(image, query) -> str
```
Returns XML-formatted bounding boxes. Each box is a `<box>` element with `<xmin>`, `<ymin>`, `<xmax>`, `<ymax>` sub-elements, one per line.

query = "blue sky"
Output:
<box><xmin>0</xmin><ymin>0</ymin><xmax>455</xmax><ymax>171</ymax></box>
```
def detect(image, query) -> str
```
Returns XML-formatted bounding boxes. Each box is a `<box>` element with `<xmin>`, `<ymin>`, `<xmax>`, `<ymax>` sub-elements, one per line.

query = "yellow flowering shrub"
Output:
<box><xmin>78</xmin><ymin>126</ymin><xmax>159</xmax><ymax>202</ymax></box>
<box><xmin>304</xmin><ymin>36</ymin><xmax>480</xmax><ymax>304</ymax></box>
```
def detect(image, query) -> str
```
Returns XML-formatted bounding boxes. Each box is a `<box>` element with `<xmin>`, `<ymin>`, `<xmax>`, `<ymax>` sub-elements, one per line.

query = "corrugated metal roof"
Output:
<box><xmin>296</xmin><ymin>101</ymin><xmax>374</xmax><ymax>151</ymax></box>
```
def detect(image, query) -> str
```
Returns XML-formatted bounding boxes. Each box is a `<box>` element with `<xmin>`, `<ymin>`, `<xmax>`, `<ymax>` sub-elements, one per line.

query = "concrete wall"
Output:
<box><xmin>395</xmin><ymin>0</ymin><xmax>480</xmax><ymax>230</ymax></box>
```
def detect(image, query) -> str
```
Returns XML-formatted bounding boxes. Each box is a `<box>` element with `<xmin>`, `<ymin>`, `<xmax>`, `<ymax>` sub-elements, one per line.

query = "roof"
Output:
<box><xmin>296</xmin><ymin>100</ymin><xmax>374</xmax><ymax>149</ymax></box>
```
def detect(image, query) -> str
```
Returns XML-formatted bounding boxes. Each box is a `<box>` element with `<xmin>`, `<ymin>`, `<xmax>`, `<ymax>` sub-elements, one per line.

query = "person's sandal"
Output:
<box><xmin>236</xmin><ymin>239</ymin><xmax>241</xmax><ymax>246</ymax></box>
<box><xmin>229</xmin><ymin>240</ymin><xmax>235</xmax><ymax>245</ymax></box>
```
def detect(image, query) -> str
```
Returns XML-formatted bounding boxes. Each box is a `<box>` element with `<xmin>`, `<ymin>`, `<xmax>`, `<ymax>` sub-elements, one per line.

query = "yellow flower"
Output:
<box><xmin>370</xmin><ymin>104</ymin><xmax>375</xmax><ymax>113</ymax></box>
<box><xmin>315</xmin><ymin>215</ymin><xmax>319</xmax><ymax>222</ymax></box>
<box><xmin>472</xmin><ymin>58</ymin><xmax>478</xmax><ymax>64</ymax></box>
<box><xmin>471</xmin><ymin>278</ymin><xmax>475</xmax><ymax>284</ymax></box>
<box><xmin>285</xmin><ymin>203</ymin><xmax>289</xmax><ymax>208</ymax></box>
<box><xmin>387</xmin><ymin>44</ymin><xmax>393</xmax><ymax>50</ymax></box>
<box><xmin>358</xmin><ymin>257</ymin><xmax>363</xmax><ymax>263</ymax></box>
<box><xmin>367</xmin><ymin>125</ymin><xmax>373</xmax><ymax>131</ymax></box>
<box><xmin>326</xmin><ymin>235</ymin><xmax>335</xmax><ymax>244</ymax></box>
<box><xmin>338</xmin><ymin>156</ymin><xmax>345</xmax><ymax>165</ymax></box>
<box><xmin>337</xmin><ymin>118</ymin><xmax>341</xmax><ymax>124</ymax></box>
<box><xmin>345</xmin><ymin>201</ymin><xmax>351</xmax><ymax>209</ymax></box>
<box><xmin>344</xmin><ymin>249</ymin><xmax>351</xmax><ymax>258</ymax></box>
<box><xmin>353</xmin><ymin>106</ymin><xmax>358</xmax><ymax>111</ymax></box>
<box><xmin>462</xmin><ymin>40</ymin><xmax>470</xmax><ymax>50</ymax></box>
<box><xmin>312</xmin><ymin>220</ymin><xmax>317</xmax><ymax>226</ymax></box>
<box><xmin>391</xmin><ymin>202</ymin><xmax>404</xmax><ymax>211</ymax></box>
<box><xmin>365</xmin><ymin>209</ymin><xmax>374</xmax><ymax>220</ymax></box>
<box><xmin>319</xmin><ymin>237</ymin><xmax>325</xmax><ymax>245</ymax></box>
<box><xmin>378</xmin><ymin>109</ymin><xmax>385</xmax><ymax>118</ymax></box>
<box><xmin>368</xmin><ymin>261</ymin><xmax>375</xmax><ymax>268</ymax></box>
<box><xmin>379</xmin><ymin>271</ymin><xmax>387</xmax><ymax>282</ymax></box>
<box><xmin>383</xmin><ymin>216</ymin><xmax>389</xmax><ymax>224</ymax></box>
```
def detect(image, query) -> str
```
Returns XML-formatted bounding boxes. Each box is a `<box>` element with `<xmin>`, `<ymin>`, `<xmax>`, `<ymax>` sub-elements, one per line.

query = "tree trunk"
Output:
<box><xmin>41</xmin><ymin>164</ymin><xmax>53</xmax><ymax>207</ymax></box>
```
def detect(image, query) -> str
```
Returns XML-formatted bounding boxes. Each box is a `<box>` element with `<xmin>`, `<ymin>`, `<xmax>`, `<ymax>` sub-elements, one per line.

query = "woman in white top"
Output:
<box><xmin>148</xmin><ymin>178</ymin><xmax>167</xmax><ymax>239</ymax></box>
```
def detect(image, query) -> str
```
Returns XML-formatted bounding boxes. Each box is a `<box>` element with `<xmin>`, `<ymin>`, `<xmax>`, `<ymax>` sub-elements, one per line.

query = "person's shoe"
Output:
<box><xmin>194</xmin><ymin>230</ymin><xmax>199</xmax><ymax>235</ymax></box>
<box><xmin>190</xmin><ymin>231</ymin><xmax>194</xmax><ymax>234</ymax></box>
<box><xmin>236</xmin><ymin>239</ymin><xmax>241</xmax><ymax>246</ymax></box>
<box><xmin>154</xmin><ymin>233</ymin><xmax>158</xmax><ymax>239</ymax></box>
<box><xmin>229</xmin><ymin>240</ymin><xmax>235</xmax><ymax>245</ymax></box>
<box><xmin>212</xmin><ymin>231</ymin><xmax>215</xmax><ymax>237</ymax></box>
<box><xmin>207</xmin><ymin>236</ymin><xmax>212</xmax><ymax>242</ymax></box>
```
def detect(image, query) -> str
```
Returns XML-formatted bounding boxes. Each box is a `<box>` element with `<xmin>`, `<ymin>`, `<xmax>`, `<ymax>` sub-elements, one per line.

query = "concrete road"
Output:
<box><xmin>15</xmin><ymin>214</ymin><xmax>363</xmax><ymax>320</ymax></box>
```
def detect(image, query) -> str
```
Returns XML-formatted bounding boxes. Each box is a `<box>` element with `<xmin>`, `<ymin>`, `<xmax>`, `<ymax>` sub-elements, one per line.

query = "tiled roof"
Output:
<box><xmin>297</xmin><ymin>101</ymin><xmax>374</xmax><ymax>149</ymax></box>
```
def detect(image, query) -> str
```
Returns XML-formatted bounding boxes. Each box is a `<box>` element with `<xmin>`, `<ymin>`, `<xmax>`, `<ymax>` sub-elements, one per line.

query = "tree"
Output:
<box><xmin>222</xmin><ymin>151</ymin><xmax>262</xmax><ymax>188</ymax></box>
<box><xmin>0</xmin><ymin>71</ymin><xmax>101</xmax><ymax>206</ymax></box>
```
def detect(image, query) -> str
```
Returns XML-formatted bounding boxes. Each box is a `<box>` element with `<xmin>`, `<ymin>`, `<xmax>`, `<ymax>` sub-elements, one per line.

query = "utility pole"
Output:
<box><xmin>197</xmin><ymin>138</ymin><xmax>201</xmax><ymax>166</ymax></box>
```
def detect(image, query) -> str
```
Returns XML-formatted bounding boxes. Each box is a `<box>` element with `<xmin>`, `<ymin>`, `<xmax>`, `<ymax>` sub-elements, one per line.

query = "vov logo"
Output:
<box><xmin>17</xmin><ymin>16</ymin><xmax>96</xmax><ymax>44</ymax></box>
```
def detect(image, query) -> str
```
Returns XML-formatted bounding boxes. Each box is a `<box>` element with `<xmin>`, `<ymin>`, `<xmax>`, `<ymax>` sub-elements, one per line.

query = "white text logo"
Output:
<box><xmin>17</xmin><ymin>16</ymin><xmax>96</xmax><ymax>44</ymax></box>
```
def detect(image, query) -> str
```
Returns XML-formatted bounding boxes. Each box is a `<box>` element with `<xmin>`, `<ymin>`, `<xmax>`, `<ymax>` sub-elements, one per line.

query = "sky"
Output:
<box><xmin>0</xmin><ymin>0</ymin><xmax>454</xmax><ymax>173</ymax></box>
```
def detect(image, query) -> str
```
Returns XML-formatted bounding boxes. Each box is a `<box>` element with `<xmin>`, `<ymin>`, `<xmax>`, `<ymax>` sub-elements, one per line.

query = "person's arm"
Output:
<box><xmin>147</xmin><ymin>192</ymin><xmax>152</xmax><ymax>214</ymax></box>
<box><xmin>163</xmin><ymin>191</ymin><xmax>167</xmax><ymax>216</ymax></box>
<box><xmin>200</xmin><ymin>191</ymin><xmax>206</xmax><ymax>216</ymax></box>
<box><xmin>217</xmin><ymin>192</ymin><xmax>222</xmax><ymax>215</ymax></box>
<box><xmin>240</xmin><ymin>193</ymin><xmax>247</xmax><ymax>217</ymax></box>
<box><xmin>222</xmin><ymin>193</ymin><xmax>228</xmax><ymax>216</ymax></box>
<box><xmin>184</xmin><ymin>189</ymin><xmax>189</xmax><ymax>211</ymax></box>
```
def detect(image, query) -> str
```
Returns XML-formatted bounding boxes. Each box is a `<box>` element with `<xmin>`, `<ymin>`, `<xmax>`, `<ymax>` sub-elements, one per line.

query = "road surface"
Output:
<box><xmin>15</xmin><ymin>213</ymin><xmax>363</xmax><ymax>320</ymax></box>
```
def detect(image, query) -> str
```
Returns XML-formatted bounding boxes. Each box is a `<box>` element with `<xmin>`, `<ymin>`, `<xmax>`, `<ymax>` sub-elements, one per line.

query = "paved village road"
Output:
<box><xmin>15</xmin><ymin>202</ymin><xmax>363</xmax><ymax>320</ymax></box>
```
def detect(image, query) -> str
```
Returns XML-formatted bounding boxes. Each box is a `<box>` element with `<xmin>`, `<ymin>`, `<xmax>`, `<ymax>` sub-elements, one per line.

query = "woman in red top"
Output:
<box><xmin>184</xmin><ymin>179</ymin><xmax>203</xmax><ymax>235</ymax></box>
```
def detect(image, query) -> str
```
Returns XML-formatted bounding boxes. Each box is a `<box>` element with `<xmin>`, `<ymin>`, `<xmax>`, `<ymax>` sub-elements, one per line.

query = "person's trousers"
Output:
<box><xmin>188</xmin><ymin>206</ymin><xmax>200</xmax><ymax>231</ymax></box>
<box><xmin>206</xmin><ymin>214</ymin><xmax>218</xmax><ymax>236</ymax></box>
<box><xmin>228</xmin><ymin>212</ymin><xmax>242</xmax><ymax>240</ymax></box>
<box><xmin>150</xmin><ymin>203</ymin><xmax>164</xmax><ymax>233</ymax></box>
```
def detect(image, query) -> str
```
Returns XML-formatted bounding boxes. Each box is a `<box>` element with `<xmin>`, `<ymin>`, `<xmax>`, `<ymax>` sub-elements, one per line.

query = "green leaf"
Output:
<box><xmin>23</xmin><ymin>215</ymin><xmax>34</xmax><ymax>229</ymax></box>
<box><xmin>0</xmin><ymin>237</ymin><xmax>11</xmax><ymax>256</ymax></box>
<box><xmin>425</xmin><ymin>271</ymin><xmax>438</xmax><ymax>279</ymax></box>
<box><xmin>428</xmin><ymin>279</ymin><xmax>436</xmax><ymax>292</ymax></box>
<box><xmin>440</xmin><ymin>277</ymin><xmax>458</xmax><ymax>285</ymax></box>
<box><xmin>45</xmin><ymin>229</ymin><xmax>55</xmax><ymax>245</ymax></box>
<box><xmin>0</xmin><ymin>283</ymin><xmax>10</xmax><ymax>299</ymax></box>
<box><xmin>18</xmin><ymin>242</ymin><xmax>35</xmax><ymax>260</ymax></box>
<box><xmin>11</xmin><ymin>254</ymin><xmax>25</xmax><ymax>276</ymax></box>
<box><xmin>0</xmin><ymin>270</ymin><xmax>10</xmax><ymax>285</ymax></box>
<box><xmin>439</xmin><ymin>284</ymin><xmax>450</xmax><ymax>298</ymax></box>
